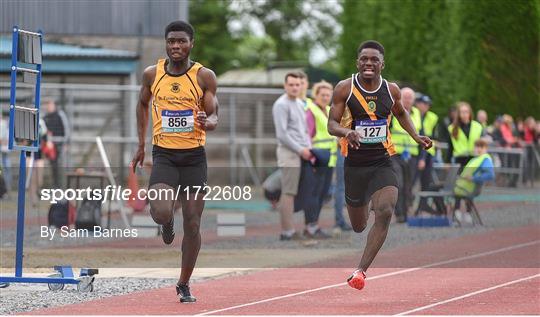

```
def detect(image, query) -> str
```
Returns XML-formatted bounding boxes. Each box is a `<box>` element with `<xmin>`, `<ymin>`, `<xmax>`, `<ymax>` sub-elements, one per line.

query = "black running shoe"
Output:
<box><xmin>176</xmin><ymin>283</ymin><xmax>196</xmax><ymax>303</ymax></box>
<box><xmin>160</xmin><ymin>217</ymin><xmax>175</xmax><ymax>245</ymax></box>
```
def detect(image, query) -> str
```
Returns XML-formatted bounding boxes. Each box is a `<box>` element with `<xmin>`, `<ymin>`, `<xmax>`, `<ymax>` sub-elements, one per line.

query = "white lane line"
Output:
<box><xmin>196</xmin><ymin>240</ymin><xmax>540</xmax><ymax>316</ymax></box>
<box><xmin>394</xmin><ymin>273</ymin><xmax>540</xmax><ymax>315</ymax></box>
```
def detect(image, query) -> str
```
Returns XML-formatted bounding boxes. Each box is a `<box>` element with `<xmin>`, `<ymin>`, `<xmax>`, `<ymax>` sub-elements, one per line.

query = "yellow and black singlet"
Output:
<box><xmin>151</xmin><ymin>59</ymin><xmax>205</xmax><ymax>149</ymax></box>
<box><xmin>345</xmin><ymin>74</ymin><xmax>396</xmax><ymax>166</ymax></box>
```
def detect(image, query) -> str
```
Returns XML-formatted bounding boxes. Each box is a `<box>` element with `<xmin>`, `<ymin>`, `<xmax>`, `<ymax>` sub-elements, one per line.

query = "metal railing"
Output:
<box><xmin>0</xmin><ymin>81</ymin><xmax>283</xmax><ymax>185</ymax></box>
<box><xmin>1</xmin><ymin>81</ymin><xmax>537</xmax><ymax>187</ymax></box>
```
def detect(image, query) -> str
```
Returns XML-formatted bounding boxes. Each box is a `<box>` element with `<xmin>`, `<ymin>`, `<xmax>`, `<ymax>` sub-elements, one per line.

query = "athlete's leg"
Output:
<box><xmin>177</xmin><ymin>193</ymin><xmax>205</xmax><ymax>285</ymax></box>
<box><xmin>344</xmin><ymin>164</ymin><xmax>370</xmax><ymax>233</ymax></box>
<box><xmin>148</xmin><ymin>149</ymin><xmax>180</xmax><ymax>226</ymax></box>
<box><xmin>358</xmin><ymin>186</ymin><xmax>397</xmax><ymax>271</ymax></box>
<box><xmin>347</xmin><ymin>203</ymin><xmax>369</xmax><ymax>233</ymax></box>
<box><xmin>148</xmin><ymin>183</ymin><xmax>176</xmax><ymax>225</ymax></box>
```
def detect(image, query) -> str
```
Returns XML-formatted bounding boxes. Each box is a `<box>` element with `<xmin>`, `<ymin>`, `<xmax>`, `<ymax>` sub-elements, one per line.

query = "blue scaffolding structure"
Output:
<box><xmin>0</xmin><ymin>26</ymin><xmax>96</xmax><ymax>292</ymax></box>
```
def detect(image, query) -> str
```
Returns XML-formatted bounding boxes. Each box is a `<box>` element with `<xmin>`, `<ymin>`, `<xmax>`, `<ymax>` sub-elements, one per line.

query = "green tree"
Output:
<box><xmin>236</xmin><ymin>0</ymin><xmax>339</xmax><ymax>62</ymax></box>
<box><xmin>340</xmin><ymin>0</ymin><xmax>540</xmax><ymax>118</ymax></box>
<box><xmin>189</xmin><ymin>0</ymin><xmax>237</xmax><ymax>74</ymax></box>
<box><xmin>232</xmin><ymin>34</ymin><xmax>277</xmax><ymax>69</ymax></box>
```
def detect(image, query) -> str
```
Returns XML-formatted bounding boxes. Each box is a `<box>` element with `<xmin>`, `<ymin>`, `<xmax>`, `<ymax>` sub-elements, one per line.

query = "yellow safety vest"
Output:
<box><xmin>454</xmin><ymin>153</ymin><xmax>492</xmax><ymax>196</ymax></box>
<box><xmin>307</xmin><ymin>100</ymin><xmax>338</xmax><ymax>167</ymax></box>
<box><xmin>151</xmin><ymin>59</ymin><xmax>205</xmax><ymax>149</ymax></box>
<box><xmin>448</xmin><ymin>120</ymin><xmax>483</xmax><ymax>158</ymax></box>
<box><xmin>420</xmin><ymin>110</ymin><xmax>439</xmax><ymax>156</ymax></box>
<box><xmin>391</xmin><ymin>107</ymin><xmax>421</xmax><ymax>156</ymax></box>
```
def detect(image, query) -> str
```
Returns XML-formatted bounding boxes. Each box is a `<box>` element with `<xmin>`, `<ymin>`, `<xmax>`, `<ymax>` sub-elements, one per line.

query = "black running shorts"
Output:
<box><xmin>344</xmin><ymin>158</ymin><xmax>398</xmax><ymax>207</ymax></box>
<box><xmin>149</xmin><ymin>145</ymin><xmax>207</xmax><ymax>191</ymax></box>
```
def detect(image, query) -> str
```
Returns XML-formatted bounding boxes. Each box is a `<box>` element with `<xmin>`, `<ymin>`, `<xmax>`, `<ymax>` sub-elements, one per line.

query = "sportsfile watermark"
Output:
<box><xmin>40</xmin><ymin>185</ymin><xmax>252</xmax><ymax>204</ymax></box>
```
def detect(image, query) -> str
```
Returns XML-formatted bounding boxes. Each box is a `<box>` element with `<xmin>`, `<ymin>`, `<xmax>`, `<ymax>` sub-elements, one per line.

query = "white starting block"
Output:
<box><xmin>217</xmin><ymin>213</ymin><xmax>245</xmax><ymax>237</ymax></box>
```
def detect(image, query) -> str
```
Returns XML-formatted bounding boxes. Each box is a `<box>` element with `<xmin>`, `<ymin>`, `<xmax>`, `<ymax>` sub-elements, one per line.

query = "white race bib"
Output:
<box><xmin>161</xmin><ymin>109</ymin><xmax>194</xmax><ymax>133</ymax></box>
<box><xmin>355</xmin><ymin>119</ymin><xmax>387</xmax><ymax>143</ymax></box>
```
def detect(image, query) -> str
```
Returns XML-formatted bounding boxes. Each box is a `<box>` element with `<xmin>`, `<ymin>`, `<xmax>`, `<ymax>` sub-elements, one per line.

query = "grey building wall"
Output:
<box><xmin>45</xmin><ymin>35</ymin><xmax>167</xmax><ymax>80</ymax></box>
<box><xmin>1</xmin><ymin>0</ymin><xmax>189</xmax><ymax>36</ymax></box>
<box><xmin>2</xmin><ymin>0</ymin><xmax>191</xmax><ymax>82</ymax></box>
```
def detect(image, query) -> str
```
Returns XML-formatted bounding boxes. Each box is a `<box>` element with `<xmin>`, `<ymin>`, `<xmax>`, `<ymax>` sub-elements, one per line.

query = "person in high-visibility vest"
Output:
<box><xmin>305</xmin><ymin>80</ymin><xmax>338</xmax><ymax>238</ymax></box>
<box><xmin>453</xmin><ymin>139</ymin><xmax>494</xmax><ymax>223</ymax></box>
<box><xmin>298</xmin><ymin>71</ymin><xmax>314</xmax><ymax>113</ymax></box>
<box><xmin>448</xmin><ymin>102</ymin><xmax>484</xmax><ymax>169</ymax></box>
<box><xmin>437</xmin><ymin>105</ymin><xmax>457</xmax><ymax>163</ymax></box>
<box><xmin>390</xmin><ymin>87</ymin><xmax>421</xmax><ymax>222</ymax></box>
<box><xmin>413</xmin><ymin>94</ymin><xmax>439</xmax><ymax>213</ymax></box>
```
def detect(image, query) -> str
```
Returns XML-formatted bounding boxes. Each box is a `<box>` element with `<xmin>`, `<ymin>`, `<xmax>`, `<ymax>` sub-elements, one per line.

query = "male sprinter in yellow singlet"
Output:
<box><xmin>328</xmin><ymin>41</ymin><xmax>431</xmax><ymax>291</ymax></box>
<box><xmin>131</xmin><ymin>21</ymin><xmax>218</xmax><ymax>303</ymax></box>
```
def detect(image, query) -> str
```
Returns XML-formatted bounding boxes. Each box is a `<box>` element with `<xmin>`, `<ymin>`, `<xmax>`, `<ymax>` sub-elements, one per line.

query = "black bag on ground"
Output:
<box><xmin>75</xmin><ymin>198</ymin><xmax>102</xmax><ymax>230</ymax></box>
<box><xmin>48</xmin><ymin>199</ymin><xmax>69</xmax><ymax>228</ymax></box>
<box><xmin>0</xmin><ymin>173</ymin><xmax>6</xmax><ymax>199</ymax></box>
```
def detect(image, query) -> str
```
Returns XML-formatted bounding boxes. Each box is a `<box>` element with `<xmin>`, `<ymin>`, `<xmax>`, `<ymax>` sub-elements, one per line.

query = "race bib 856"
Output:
<box><xmin>355</xmin><ymin>119</ymin><xmax>387</xmax><ymax>143</ymax></box>
<box><xmin>161</xmin><ymin>109</ymin><xmax>194</xmax><ymax>133</ymax></box>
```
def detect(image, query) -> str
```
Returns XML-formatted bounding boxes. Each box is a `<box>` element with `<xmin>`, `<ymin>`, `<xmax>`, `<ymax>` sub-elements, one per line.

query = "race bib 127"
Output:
<box><xmin>161</xmin><ymin>109</ymin><xmax>194</xmax><ymax>133</ymax></box>
<box><xmin>355</xmin><ymin>119</ymin><xmax>387</xmax><ymax>143</ymax></box>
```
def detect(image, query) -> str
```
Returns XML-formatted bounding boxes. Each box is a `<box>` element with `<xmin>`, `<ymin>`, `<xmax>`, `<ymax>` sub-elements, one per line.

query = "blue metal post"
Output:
<box><xmin>8</xmin><ymin>26</ymin><xmax>18</xmax><ymax>151</ymax></box>
<box><xmin>15</xmin><ymin>151</ymin><xmax>26</xmax><ymax>277</ymax></box>
<box><xmin>0</xmin><ymin>27</ymin><xmax>91</xmax><ymax>288</ymax></box>
<box><xmin>33</xmin><ymin>30</ymin><xmax>43</xmax><ymax>149</ymax></box>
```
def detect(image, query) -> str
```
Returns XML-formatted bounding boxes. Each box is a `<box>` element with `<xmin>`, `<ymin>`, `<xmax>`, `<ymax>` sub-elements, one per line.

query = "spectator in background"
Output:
<box><xmin>298</xmin><ymin>71</ymin><xmax>311</xmax><ymax>106</ymax></box>
<box><xmin>272</xmin><ymin>72</ymin><xmax>313</xmax><ymax>241</ymax></box>
<box><xmin>333</xmin><ymin>145</ymin><xmax>352</xmax><ymax>231</ymax></box>
<box><xmin>390</xmin><ymin>87</ymin><xmax>420</xmax><ymax>223</ymax></box>
<box><xmin>27</xmin><ymin>118</ymin><xmax>50</xmax><ymax>208</ymax></box>
<box><xmin>520</xmin><ymin>117</ymin><xmax>538</xmax><ymax>185</ymax></box>
<box><xmin>0</xmin><ymin>110</ymin><xmax>12</xmax><ymax>193</ymax></box>
<box><xmin>454</xmin><ymin>139</ymin><xmax>495</xmax><ymax>223</ymax></box>
<box><xmin>476</xmin><ymin>110</ymin><xmax>488</xmax><ymax>129</ymax></box>
<box><xmin>437</xmin><ymin>105</ymin><xmax>457</xmax><ymax>163</ymax></box>
<box><xmin>43</xmin><ymin>98</ymin><xmax>70</xmax><ymax>189</ymax></box>
<box><xmin>448</xmin><ymin>102</ymin><xmax>483</xmax><ymax>169</ymax></box>
<box><xmin>497</xmin><ymin>114</ymin><xmax>519</xmax><ymax>147</ymax></box>
<box><xmin>496</xmin><ymin>114</ymin><xmax>521</xmax><ymax>187</ymax></box>
<box><xmin>414</xmin><ymin>94</ymin><xmax>439</xmax><ymax>213</ymax></box>
<box><xmin>536</xmin><ymin>121</ymin><xmax>540</xmax><ymax>143</ymax></box>
<box><xmin>262</xmin><ymin>169</ymin><xmax>282</xmax><ymax>210</ymax></box>
<box><xmin>305</xmin><ymin>81</ymin><xmax>337</xmax><ymax>237</ymax></box>
<box><xmin>520</xmin><ymin>117</ymin><xmax>537</xmax><ymax>145</ymax></box>
<box><xmin>476</xmin><ymin>109</ymin><xmax>494</xmax><ymax>142</ymax></box>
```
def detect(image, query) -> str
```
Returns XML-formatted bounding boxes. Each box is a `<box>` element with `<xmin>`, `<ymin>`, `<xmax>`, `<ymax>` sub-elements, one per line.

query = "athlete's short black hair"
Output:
<box><xmin>165</xmin><ymin>20</ymin><xmax>194</xmax><ymax>40</ymax></box>
<box><xmin>357</xmin><ymin>40</ymin><xmax>385</xmax><ymax>56</ymax></box>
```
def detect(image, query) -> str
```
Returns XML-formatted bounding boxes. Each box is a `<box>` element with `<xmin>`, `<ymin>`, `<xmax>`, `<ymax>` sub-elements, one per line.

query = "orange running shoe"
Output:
<box><xmin>347</xmin><ymin>269</ymin><xmax>366</xmax><ymax>290</ymax></box>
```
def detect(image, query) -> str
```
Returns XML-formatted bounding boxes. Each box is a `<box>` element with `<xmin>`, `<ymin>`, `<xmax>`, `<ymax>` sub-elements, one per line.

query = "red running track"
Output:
<box><xmin>28</xmin><ymin>224</ymin><xmax>540</xmax><ymax>315</ymax></box>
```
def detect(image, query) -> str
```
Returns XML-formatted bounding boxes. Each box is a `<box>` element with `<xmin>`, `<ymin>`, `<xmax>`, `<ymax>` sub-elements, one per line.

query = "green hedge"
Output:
<box><xmin>340</xmin><ymin>0</ymin><xmax>539</xmax><ymax>118</ymax></box>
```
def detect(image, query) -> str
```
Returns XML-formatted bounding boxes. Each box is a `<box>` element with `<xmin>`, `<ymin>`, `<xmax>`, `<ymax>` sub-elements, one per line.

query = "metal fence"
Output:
<box><xmin>1</xmin><ymin>81</ymin><xmax>538</xmax><ymax>187</ymax></box>
<box><xmin>0</xmin><ymin>82</ymin><xmax>284</xmax><ymax>185</ymax></box>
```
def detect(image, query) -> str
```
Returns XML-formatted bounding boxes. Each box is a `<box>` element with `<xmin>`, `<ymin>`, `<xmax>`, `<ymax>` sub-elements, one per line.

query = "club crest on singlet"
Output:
<box><xmin>170</xmin><ymin>82</ymin><xmax>180</xmax><ymax>93</ymax></box>
<box><xmin>368</xmin><ymin>101</ymin><xmax>376</xmax><ymax>112</ymax></box>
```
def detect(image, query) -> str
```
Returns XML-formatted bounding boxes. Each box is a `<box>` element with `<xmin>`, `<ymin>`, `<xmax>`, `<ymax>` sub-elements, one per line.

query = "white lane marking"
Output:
<box><xmin>196</xmin><ymin>240</ymin><xmax>540</xmax><ymax>316</ymax></box>
<box><xmin>395</xmin><ymin>273</ymin><xmax>540</xmax><ymax>315</ymax></box>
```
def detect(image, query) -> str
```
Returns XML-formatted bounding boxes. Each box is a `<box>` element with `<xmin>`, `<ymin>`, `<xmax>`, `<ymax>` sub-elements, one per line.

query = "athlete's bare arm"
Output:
<box><xmin>389</xmin><ymin>82</ymin><xmax>432</xmax><ymax>149</ymax></box>
<box><xmin>131</xmin><ymin>65</ymin><xmax>156</xmax><ymax>172</ymax></box>
<box><xmin>328</xmin><ymin>78</ymin><xmax>361</xmax><ymax>149</ymax></box>
<box><xmin>196</xmin><ymin>67</ymin><xmax>218</xmax><ymax>131</ymax></box>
